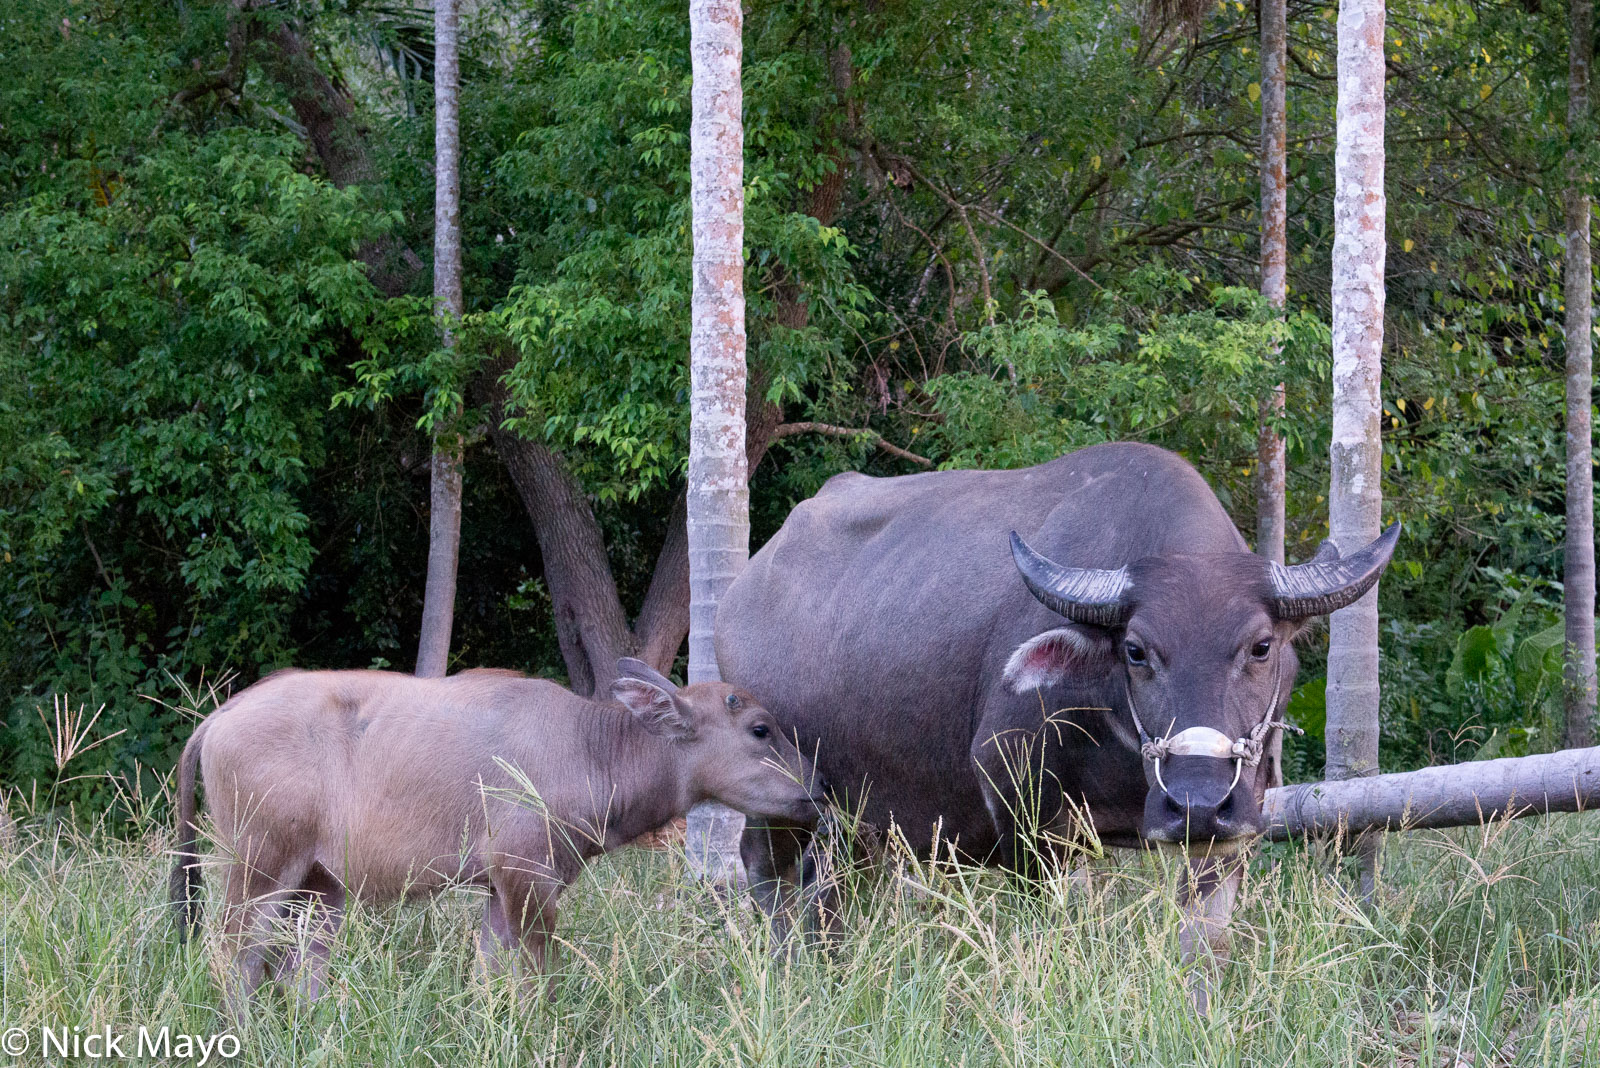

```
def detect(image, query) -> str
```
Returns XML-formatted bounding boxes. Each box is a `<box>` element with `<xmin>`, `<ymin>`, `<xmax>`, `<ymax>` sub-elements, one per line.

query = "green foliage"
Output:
<box><xmin>1285</xmin><ymin>577</ymin><xmax>1573</xmax><ymax>778</ymax></box>
<box><xmin>3</xmin><ymin>0</ymin><xmax>1597</xmax><ymax>814</ymax></box>
<box><xmin>0</xmin><ymin>118</ymin><xmax>412</xmax><ymax>794</ymax></box>
<box><xmin>1440</xmin><ymin>586</ymin><xmax>1569</xmax><ymax>761</ymax></box>
<box><xmin>481</xmin><ymin>0</ymin><xmax>869</xmax><ymax>502</ymax></box>
<box><xmin>336</xmin><ymin>0</ymin><xmax>873</xmax><ymax>506</ymax></box>
<box><xmin>922</xmin><ymin>276</ymin><xmax>1326</xmax><ymax>510</ymax></box>
<box><xmin>0</xmin><ymin>0</ymin><xmax>545</xmax><ymax>806</ymax></box>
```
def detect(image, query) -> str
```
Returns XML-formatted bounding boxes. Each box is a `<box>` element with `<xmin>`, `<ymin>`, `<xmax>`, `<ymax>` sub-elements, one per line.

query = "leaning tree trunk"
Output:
<box><xmin>1254</xmin><ymin>0</ymin><xmax>1288</xmax><ymax>566</ymax></box>
<box><xmin>1264</xmin><ymin>746</ymin><xmax>1600</xmax><ymax>839</ymax></box>
<box><xmin>416</xmin><ymin>0</ymin><xmax>464</xmax><ymax>679</ymax></box>
<box><xmin>1326</xmin><ymin>0</ymin><xmax>1387</xmax><ymax>894</ymax></box>
<box><xmin>684</xmin><ymin>0</ymin><xmax>749</xmax><ymax>881</ymax></box>
<box><xmin>1564</xmin><ymin>0</ymin><xmax>1597</xmax><ymax>750</ymax></box>
<box><xmin>255</xmin><ymin>16</ymin><xmax>422</xmax><ymax>298</ymax></box>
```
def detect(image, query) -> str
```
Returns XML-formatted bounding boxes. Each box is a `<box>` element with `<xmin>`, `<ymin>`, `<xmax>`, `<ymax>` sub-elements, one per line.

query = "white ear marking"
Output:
<box><xmin>612</xmin><ymin>678</ymin><xmax>693</xmax><ymax>738</ymax></box>
<box><xmin>1003</xmin><ymin>628</ymin><xmax>1100</xmax><ymax>693</ymax></box>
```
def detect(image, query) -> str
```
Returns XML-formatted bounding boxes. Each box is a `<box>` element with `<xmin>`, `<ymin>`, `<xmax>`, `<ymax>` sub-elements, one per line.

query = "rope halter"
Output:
<box><xmin>1128</xmin><ymin>660</ymin><xmax>1303</xmax><ymax>798</ymax></box>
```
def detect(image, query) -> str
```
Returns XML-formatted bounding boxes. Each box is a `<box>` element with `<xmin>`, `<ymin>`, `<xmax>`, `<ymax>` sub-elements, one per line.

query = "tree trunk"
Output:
<box><xmin>418</xmin><ymin>451</ymin><xmax>462</xmax><ymax>675</ymax></box>
<box><xmin>485</xmin><ymin>417</ymin><xmax>641</xmax><ymax>697</ymax></box>
<box><xmin>416</xmin><ymin>0</ymin><xmax>463</xmax><ymax>679</ymax></box>
<box><xmin>1254</xmin><ymin>0</ymin><xmax>1288</xmax><ymax>566</ymax></box>
<box><xmin>255</xmin><ymin>17</ymin><xmax>421</xmax><ymax>298</ymax></box>
<box><xmin>1565</xmin><ymin>0</ymin><xmax>1597</xmax><ymax>750</ymax></box>
<box><xmin>1326</xmin><ymin>0</ymin><xmax>1387</xmax><ymax>893</ymax></box>
<box><xmin>1263</xmin><ymin>747</ymin><xmax>1600</xmax><ymax>840</ymax></box>
<box><xmin>686</xmin><ymin>0</ymin><xmax>748</xmax><ymax>685</ymax></box>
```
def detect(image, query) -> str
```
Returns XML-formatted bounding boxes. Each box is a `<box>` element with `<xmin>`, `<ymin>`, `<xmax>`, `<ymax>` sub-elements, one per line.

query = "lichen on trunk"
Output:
<box><xmin>1254</xmin><ymin>0</ymin><xmax>1288</xmax><ymax>566</ymax></box>
<box><xmin>416</xmin><ymin>0</ymin><xmax>463</xmax><ymax>679</ymax></box>
<box><xmin>1326</xmin><ymin>0</ymin><xmax>1387</xmax><ymax>891</ymax></box>
<box><xmin>1564</xmin><ymin>0</ymin><xmax>1596</xmax><ymax>749</ymax></box>
<box><xmin>686</xmin><ymin>0</ymin><xmax>749</xmax><ymax>686</ymax></box>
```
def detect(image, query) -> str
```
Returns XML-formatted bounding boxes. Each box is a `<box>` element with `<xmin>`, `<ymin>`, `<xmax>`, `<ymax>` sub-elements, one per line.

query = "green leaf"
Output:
<box><xmin>1472</xmin><ymin>727</ymin><xmax>1506</xmax><ymax>761</ymax></box>
<box><xmin>1513</xmin><ymin>621</ymin><xmax>1567</xmax><ymax>705</ymax></box>
<box><xmin>1446</xmin><ymin>625</ymin><xmax>1499</xmax><ymax>699</ymax></box>
<box><xmin>1286</xmin><ymin>679</ymin><xmax>1326</xmax><ymax>741</ymax></box>
<box><xmin>1489</xmin><ymin>586</ymin><xmax>1535</xmax><ymax>658</ymax></box>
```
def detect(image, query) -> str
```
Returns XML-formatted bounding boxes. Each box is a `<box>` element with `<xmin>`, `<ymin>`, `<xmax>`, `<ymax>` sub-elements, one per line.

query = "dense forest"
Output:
<box><xmin>2</xmin><ymin>0</ymin><xmax>1592</xmax><ymax>810</ymax></box>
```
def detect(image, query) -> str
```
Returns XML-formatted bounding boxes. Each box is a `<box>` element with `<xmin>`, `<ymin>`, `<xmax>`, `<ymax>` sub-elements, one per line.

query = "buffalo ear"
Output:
<box><xmin>1003</xmin><ymin>626</ymin><xmax>1117</xmax><ymax>694</ymax></box>
<box><xmin>612</xmin><ymin>678</ymin><xmax>695</xmax><ymax>739</ymax></box>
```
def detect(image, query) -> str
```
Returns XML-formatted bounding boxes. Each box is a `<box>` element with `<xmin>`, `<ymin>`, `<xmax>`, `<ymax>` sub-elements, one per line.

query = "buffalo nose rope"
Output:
<box><xmin>1127</xmin><ymin>660</ymin><xmax>1303</xmax><ymax>799</ymax></box>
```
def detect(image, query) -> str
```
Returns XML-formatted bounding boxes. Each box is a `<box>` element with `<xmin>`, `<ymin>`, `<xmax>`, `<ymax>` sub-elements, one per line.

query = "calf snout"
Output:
<box><xmin>786</xmin><ymin>764</ymin><xmax>829</xmax><ymax>825</ymax></box>
<box><xmin>1142</xmin><ymin>754</ymin><xmax>1261</xmax><ymax>844</ymax></box>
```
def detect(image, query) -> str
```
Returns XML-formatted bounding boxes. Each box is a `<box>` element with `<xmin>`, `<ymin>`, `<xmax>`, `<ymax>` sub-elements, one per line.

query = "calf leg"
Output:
<box><xmin>477</xmin><ymin>872</ymin><xmax>561</xmax><ymax>1000</ymax></box>
<box><xmin>274</xmin><ymin>863</ymin><xmax>346</xmax><ymax>1005</ymax></box>
<box><xmin>1177</xmin><ymin>855</ymin><xmax>1244</xmax><ymax>1016</ymax></box>
<box><xmin>218</xmin><ymin>846</ymin><xmax>314</xmax><ymax>1021</ymax></box>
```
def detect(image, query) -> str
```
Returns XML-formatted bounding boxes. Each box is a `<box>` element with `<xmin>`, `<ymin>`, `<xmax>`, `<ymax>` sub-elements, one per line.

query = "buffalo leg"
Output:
<box><xmin>275</xmin><ymin>863</ymin><xmax>345</xmax><ymax>1005</ymax></box>
<box><xmin>804</xmin><ymin>813</ymin><xmax>885</xmax><ymax>941</ymax></box>
<box><xmin>972</xmin><ymin>728</ymin><xmax>1058</xmax><ymax>879</ymax></box>
<box><xmin>740</xmin><ymin>822</ymin><xmax>812</xmax><ymax>944</ymax></box>
<box><xmin>1177</xmin><ymin>855</ymin><xmax>1243</xmax><ymax>1016</ymax></box>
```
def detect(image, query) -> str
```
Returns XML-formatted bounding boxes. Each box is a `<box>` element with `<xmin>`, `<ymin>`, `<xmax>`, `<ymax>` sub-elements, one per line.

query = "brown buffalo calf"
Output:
<box><xmin>171</xmin><ymin>659</ymin><xmax>821</xmax><ymax>1013</ymax></box>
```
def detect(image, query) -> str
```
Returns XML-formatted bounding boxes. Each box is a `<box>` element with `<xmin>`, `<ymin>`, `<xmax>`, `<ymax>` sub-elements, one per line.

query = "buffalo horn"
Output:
<box><xmin>1009</xmin><ymin>531</ymin><xmax>1133</xmax><ymax>628</ymax></box>
<box><xmin>1270</xmin><ymin>522</ymin><xmax>1402</xmax><ymax>619</ymax></box>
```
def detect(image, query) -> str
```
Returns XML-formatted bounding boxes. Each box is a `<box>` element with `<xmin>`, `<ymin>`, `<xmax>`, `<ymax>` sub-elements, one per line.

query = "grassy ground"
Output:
<box><xmin>5</xmin><ymin>800</ymin><xmax>1600</xmax><ymax>1068</ymax></box>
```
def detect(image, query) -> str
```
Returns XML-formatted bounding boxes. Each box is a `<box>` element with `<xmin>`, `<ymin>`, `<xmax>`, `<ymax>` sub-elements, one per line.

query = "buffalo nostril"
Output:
<box><xmin>1217</xmin><ymin>792</ymin><xmax>1236</xmax><ymax>820</ymax></box>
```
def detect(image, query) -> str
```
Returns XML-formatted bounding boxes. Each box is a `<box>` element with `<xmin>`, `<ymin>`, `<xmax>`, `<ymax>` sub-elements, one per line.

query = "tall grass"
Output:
<box><xmin>4</xmin><ymin>790</ymin><xmax>1600</xmax><ymax>1067</ymax></box>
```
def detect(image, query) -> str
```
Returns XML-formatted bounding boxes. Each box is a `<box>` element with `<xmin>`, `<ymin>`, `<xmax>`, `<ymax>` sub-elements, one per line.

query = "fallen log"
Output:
<box><xmin>683</xmin><ymin>749</ymin><xmax>1600</xmax><ymax>876</ymax></box>
<box><xmin>1263</xmin><ymin>746</ymin><xmax>1600</xmax><ymax>840</ymax></box>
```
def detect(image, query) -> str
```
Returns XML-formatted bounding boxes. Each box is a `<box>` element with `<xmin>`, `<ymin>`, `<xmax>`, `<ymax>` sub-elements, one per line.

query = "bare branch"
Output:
<box><xmin>884</xmin><ymin>154</ymin><xmax>999</xmax><ymax>334</ymax></box>
<box><xmin>772</xmin><ymin>422</ymin><xmax>933</xmax><ymax>467</ymax></box>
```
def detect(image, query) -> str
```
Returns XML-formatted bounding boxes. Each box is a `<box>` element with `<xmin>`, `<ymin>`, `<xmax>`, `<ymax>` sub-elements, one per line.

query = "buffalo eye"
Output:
<box><xmin>1124</xmin><ymin>641</ymin><xmax>1147</xmax><ymax>666</ymax></box>
<box><xmin>726</xmin><ymin>693</ymin><xmax>742</xmax><ymax>711</ymax></box>
<box><xmin>1250</xmin><ymin>639</ymin><xmax>1272</xmax><ymax>660</ymax></box>
<box><xmin>751</xmin><ymin>723</ymin><xmax>770</xmax><ymax>739</ymax></box>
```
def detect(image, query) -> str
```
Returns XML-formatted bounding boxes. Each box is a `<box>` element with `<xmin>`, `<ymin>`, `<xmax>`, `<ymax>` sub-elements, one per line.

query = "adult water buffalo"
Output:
<box><xmin>171</xmin><ymin>660</ymin><xmax>822</xmax><ymax>1015</ymax></box>
<box><xmin>716</xmin><ymin>442</ymin><xmax>1397</xmax><ymax>985</ymax></box>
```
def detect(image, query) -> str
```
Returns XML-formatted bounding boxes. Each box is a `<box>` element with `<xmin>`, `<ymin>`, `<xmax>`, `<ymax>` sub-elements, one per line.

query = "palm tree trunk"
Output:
<box><xmin>683</xmin><ymin>0</ymin><xmax>750</xmax><ymax>883</ymax></box>
<box><xmin>416</xmin><ymin>0</ymin><xmax>463</xmax><ymax>678</ymax></box>
<box><xmin>1254</xmin><ymin>0</ymin><xmax>1288</xmax><ymax>566</ymax></box>
<box><xmin>1564</xmin><ymin>0</ymin><xmax>1597</xmax><ymax>750</ymax></box>
<box><xmin>1326</xmin><ymin>0</ymin><xmax>1387</xmax><ymax>894</ymax></box>
<box><xmin>686</xmin><ymin>0</ymin><xmax>748</xmax><ymax>686</ymax></box>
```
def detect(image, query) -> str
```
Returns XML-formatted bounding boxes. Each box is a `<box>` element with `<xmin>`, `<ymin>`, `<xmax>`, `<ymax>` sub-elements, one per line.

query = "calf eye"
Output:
<box><xmin>725</xmin><ymin>693</ymin><xmax>741</xmax><ymax>710</ymax></box>
<box><xmin>1124</xmin><ymin>641</ymin><xmax>1147</xmax><ymax>666</ymax></box>
<box><xmin>1251</xmin><ymin>640</ymin><xmax>1272</xmax><ymax>659</ymax></box>
<box><xmin>751</xmin><ymin>724</ymin><xmax>770</xmax><ymax>739</ymax></box>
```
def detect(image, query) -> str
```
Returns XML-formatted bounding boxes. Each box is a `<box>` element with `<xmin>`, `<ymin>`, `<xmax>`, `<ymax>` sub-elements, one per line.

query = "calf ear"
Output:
<box><xmin>1003</xmin><ymin>626</ymin><xmax>1117</xmax><ymax>693</ymax></box>
<box><xmin>616</xmin><ymin>656</ymin><xmax>679</xmax><ymax>692</ymax></box>
<box><xmin>612</xmin><ymin>678</ymin><xmax>695</xmax><ymax>740</ymax></box>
